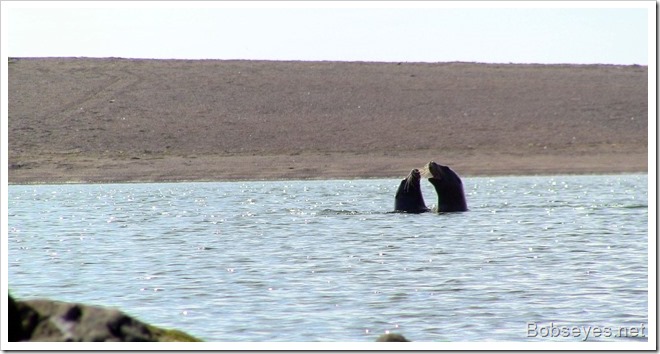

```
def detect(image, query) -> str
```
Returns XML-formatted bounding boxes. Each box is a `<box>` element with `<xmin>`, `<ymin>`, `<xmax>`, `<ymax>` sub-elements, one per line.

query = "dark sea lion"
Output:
<box><xmin>394</xmin><ymin>169</ymin><xmax>429</xmax><ymax>213</ymax></box>
<box><xmin>426</xmin><ymin>161</ymin><xmax>468</xmax><ymax>212</ymax></box>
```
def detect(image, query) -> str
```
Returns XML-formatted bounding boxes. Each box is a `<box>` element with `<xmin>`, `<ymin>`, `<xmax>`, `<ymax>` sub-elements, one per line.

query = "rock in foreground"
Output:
<box><xmin>376</xmin><ymin>333</ymin><xmax>410</xmax><ymax>342</ymax></box>
<box><xmin>9</xmin><ymin>295</ymin><xmax>200</xmax><ymax>342</ymax></box>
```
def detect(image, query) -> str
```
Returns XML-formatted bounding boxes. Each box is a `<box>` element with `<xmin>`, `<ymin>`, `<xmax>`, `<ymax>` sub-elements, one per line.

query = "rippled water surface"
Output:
<box><xmin>8</xmin><ymin>175</ymin><xmax>648</xmax><ymax>342</ymax></box>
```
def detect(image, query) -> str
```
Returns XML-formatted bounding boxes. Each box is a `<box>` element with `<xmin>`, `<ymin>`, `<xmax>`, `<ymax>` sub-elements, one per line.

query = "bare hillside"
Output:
<box><xmin>8</xmin><ymin>58</ymin><xmax>648</xmax><ymax>183</ymax></box>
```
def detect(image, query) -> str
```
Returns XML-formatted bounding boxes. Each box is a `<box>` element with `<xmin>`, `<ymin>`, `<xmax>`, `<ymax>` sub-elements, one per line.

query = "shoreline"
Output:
<box><xmin>8</xmin><ymin>172</ymin><xmax>650</xmax><ymax>186</ymax></box>
<box><xmin>8</xmin><ymin>150</ymin><xmax>648</xmax><ymax>185</ymax></box>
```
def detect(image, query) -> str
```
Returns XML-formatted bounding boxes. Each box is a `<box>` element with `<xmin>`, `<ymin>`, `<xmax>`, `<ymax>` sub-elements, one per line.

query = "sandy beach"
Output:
<box><xmin>8</xmin><ymin>58</ymin><xmax>648</xmax><ymax>184</ymax></box>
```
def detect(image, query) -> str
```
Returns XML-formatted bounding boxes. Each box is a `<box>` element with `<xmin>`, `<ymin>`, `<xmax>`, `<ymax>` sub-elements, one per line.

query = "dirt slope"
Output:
<box><xmin>8</xmin><ymin>58</ymin><xmax>648</xmax><ymax>183</ymax></box>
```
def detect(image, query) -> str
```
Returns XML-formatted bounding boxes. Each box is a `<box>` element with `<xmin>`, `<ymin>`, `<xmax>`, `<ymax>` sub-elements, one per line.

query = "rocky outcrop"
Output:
<box><xmin>8</xmin><ymin>295</ymin><xmax>200</xmax><ymax>342</ymax></box>
<box><xmin>376</xmin><ymin>333</ymin><xmax>410</xmax><ymax>342</ymax></box>
<box><xmin>10</xmin><ymin>294</ymin><xmax>411</xmax><ymax>342</ymax></box>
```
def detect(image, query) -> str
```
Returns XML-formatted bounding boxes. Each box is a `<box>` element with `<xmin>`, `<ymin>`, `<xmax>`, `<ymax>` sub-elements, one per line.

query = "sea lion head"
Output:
<box><xmin>427</xmin><ymin>161</ymin><xmax>461</xmax><ymax>184</ymax></box>
<box><xmin>426</xmin><ymin>161</ymin><xmax>468</xmax><ymax>212</ymax></box>
<box><xmin>403</xmin><ymin>168</ymin><xmax>422</xmax><ymax>192</ymax></box>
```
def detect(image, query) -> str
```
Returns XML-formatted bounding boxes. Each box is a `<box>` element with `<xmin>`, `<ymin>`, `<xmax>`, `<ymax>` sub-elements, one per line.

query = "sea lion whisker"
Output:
<box><xmin>403</xmin><ymin>173</ymin><xmax>415</xmax><ymax>192</ymax></box>
<box><xmin>419</xmin><ymin>165</ymin><xmax>432</xmax><ymax>178</ymax></box>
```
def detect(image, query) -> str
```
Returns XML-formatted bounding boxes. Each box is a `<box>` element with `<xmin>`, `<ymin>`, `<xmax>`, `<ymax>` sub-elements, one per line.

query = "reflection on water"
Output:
<box><xmin>8</xmin><ymin>175</ymin><xmax>648</xmax><ymax>341</ymax></box>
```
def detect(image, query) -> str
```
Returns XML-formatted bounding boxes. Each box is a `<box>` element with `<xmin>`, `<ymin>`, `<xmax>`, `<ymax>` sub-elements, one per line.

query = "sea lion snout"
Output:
<box><xmin>427</xmin><ymin>161</ymin><xmax>444</xmax><ymax>179</ymax></box>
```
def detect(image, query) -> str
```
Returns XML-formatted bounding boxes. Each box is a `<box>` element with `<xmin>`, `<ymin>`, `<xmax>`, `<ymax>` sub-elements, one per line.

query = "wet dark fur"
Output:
<box><xmin>427</xmin><ymin>161</ymin><xmax>468</xmax><ymax>212</ymax></box>
<box><xmin>394</xmin><ymin>169</ymin><xmax>429</xmax><ymax>213</ymax></box>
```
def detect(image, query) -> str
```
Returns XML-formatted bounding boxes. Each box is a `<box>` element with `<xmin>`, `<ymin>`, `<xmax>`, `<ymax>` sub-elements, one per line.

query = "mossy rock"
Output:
<box><xmin>9</xmin><ymin>294</ymin><xmax>201</xmax><ymax>342</ymax></box>
<box><xmin>376</xmin><ymin>333</ymin><xmax>410</xmax><ymax>342</ymax></box>
<box><xmin>146</xmin><ymin>324</ymin><xmax>202</xmax><ymax>342</ymax></box>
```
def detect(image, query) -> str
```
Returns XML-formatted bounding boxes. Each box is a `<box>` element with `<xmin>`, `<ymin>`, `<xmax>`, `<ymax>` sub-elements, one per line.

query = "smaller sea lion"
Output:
<box><xmin>394</xmin><ymin>169</ymin><xmax>429</xmax><ymax>213</ymax></box>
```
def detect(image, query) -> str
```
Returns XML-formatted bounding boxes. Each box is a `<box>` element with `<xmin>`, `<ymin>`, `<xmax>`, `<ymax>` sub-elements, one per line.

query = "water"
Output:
<box><xmin>7</xmin><ymin>175</ymin><xmax>648</xmax><ymax>342</ymax></box>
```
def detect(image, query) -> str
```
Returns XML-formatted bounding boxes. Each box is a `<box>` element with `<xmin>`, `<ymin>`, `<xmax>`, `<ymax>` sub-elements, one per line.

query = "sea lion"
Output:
<box><xmin>394</xmin><ymin>169</ymin><xmax>429</xmax><ymax>213</ymax></box>
<box><xmin>426</xmin><ymin>161</ymin><xmax>468</xmax><ymax>212</ymax></box>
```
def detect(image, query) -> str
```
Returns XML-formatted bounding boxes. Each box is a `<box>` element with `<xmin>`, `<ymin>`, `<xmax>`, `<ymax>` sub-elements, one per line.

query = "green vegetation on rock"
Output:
<box><xmin>8</xmin><ymin>294</ymin><xmax>201</xmax><ymax>342</ymax></box>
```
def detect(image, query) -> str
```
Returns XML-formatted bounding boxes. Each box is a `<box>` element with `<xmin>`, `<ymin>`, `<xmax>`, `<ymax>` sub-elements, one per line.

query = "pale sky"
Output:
<box><xmin>2</xmin><ymin>1</ymin><xmax>654</xmax><ymax>65</ymax></box>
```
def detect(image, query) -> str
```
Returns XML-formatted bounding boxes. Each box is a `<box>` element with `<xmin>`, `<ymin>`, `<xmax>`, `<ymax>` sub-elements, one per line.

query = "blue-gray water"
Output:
<box><xmin>8</xmin><ymin>175</ymin><xmax>648</xmax><ymax>342</ymax></box>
